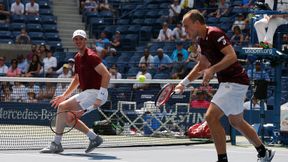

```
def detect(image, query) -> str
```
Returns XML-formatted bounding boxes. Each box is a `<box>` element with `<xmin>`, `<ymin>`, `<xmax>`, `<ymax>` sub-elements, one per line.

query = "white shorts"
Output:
<box><xmin>211</xmin><ymin>82</ymin><xmax>248</xmax><ymax>116</ymax></box>
<box><xmin>71</xmin><ymin>89</ymin><xmax>108</xmax><ymax>109</ymax></box>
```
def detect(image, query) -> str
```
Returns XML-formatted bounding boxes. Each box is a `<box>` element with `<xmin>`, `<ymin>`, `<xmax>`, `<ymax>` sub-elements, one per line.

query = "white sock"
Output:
<box><xmin>53</xmin><ymin>135</ymin><xmax>62</xmax><ymax>145</ymax></box>
<box><xmin>86</xmin><ymin>130</ymin><xmax>97</xmax><ymax>140</ymax></box>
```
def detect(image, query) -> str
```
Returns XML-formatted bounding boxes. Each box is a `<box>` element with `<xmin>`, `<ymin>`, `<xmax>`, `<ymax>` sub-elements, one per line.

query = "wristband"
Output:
<box><xmin>96</xmin><ymin>87</ymin><xmax>108</xmax><ymax>101</ymax></box>
<box><xmin>179</xmin><ymin>77</ymin><xmax>190</xmax><ymax>87</ymax></box>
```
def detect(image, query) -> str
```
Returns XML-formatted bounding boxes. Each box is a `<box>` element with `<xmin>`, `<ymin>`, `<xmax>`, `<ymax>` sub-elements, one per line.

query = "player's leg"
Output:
<box><xmin>229</xmin><ymin>114</ymin><xmax>275</xmax><ymax>162</ymax></box>
<box><xmin>74</xmin><ymin>89</ymin><xmax>107</xmax><ymax>153</ymax></box>
<box><xmin>205</xmin><ymin>103</ymin><xmax>227</xmax><ymax>162</ymax></box>
<box><xmin>254</xmin><ymin>17</ymin><xmax>269</xmax><ymax>44</ymax></box>
<box><xmin>40</xmin><ymin>97</ymin><xmax>80</xmax><ymax>153</ymax></box>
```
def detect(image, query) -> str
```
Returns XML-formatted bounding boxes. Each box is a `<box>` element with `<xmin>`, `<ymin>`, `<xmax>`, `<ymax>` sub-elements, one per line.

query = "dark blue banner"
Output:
<box><xmin>0</xmin><ymin>102</ymin><xmax>100</xmax><ymax>127</ymax></box>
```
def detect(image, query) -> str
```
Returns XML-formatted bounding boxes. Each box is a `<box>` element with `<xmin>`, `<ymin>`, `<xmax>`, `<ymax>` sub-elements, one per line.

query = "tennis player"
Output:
<box><xmin>40</xmin><ymin>29</ymin><xmax>111</xmax><ymax>153</ymax></box>
<box><xmin>175</xmin><ymin>10</ymin><xmax>275</xmax><ymax>162</ymax></box>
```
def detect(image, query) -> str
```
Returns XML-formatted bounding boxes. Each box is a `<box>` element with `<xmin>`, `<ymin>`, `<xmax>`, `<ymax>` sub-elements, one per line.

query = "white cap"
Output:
<box><xmin>72</xmin><ymin>29</ymin><xmax>87</xmax><ymax>39</ymax></box>
<box><xmin>68</xmin><ymin>58</ymin><xmax>75</xmax><ymax>62</ymax></box>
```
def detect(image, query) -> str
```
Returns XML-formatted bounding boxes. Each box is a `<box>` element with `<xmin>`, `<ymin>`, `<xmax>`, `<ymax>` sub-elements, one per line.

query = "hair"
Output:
<box><xmin>10</xmin><ymin>59</ymin><xmax>18</xmax><ymax>65</ymax></box>
<box><xmin>233</xmin><ymin>25</ymin><xmax>241</xmax><ymax>33</ymax></box>
<box><xmin>185</xmin><ymin>9</ymin><xmax>206</xmax><ymax>24</ymax></box>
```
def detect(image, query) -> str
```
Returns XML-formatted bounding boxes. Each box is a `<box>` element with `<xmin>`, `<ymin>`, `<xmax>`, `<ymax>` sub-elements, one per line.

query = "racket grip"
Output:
<box><xmin>174</xmin><ymin>89</ymin><xmax>181</xmax><ymax>94</ymax></box>
<box><xmin>83</xmin><ymin>106</ymin><xmax>96</xmax><ymax>116</ymax></box>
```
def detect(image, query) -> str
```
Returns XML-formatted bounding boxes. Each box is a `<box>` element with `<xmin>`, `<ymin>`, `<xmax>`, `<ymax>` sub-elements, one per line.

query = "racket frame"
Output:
<box><xmin>154</xmin><ymin>83</ymin><xmax>175</xmax><ymax>107</ymax></box>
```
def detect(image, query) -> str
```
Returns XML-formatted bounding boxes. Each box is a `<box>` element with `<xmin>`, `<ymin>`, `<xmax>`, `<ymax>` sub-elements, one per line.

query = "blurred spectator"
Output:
<box><xmin>243</xmin><ymin>96</ymin><xmax>267</xmax><ymax>110</ymax></box>
<box><xmin>171</xmin><ymin>52</ymin><xmax>186</xmax><ymax>79</ymax></box>
<box><xmin>254</xmin><ymin>0</ymin><xmax>288</xmax><ymax>48</ymax></box>
<box><xmin>172</xmin><ymin>22</ymin><xmax>188</xmax><ymax>41</ymax></box>
<box><xmin>15</xmin><ymin>28</ymin><xmax>31</xmax><ymax>44</ymax></box>
<box><xmin>203</xmin><ymin>0</ymin><xmax>218</xmax><ymax>16</ymax></box>
<box><xmin>0</xmin><ymin>3</ymin><xmax>10</xmax><ymax>23</ymax></box>
<box><xmin>170</xmin><ymin>41</ymin><xmax>189</xmax><ymax>62</ymax></box>
<box><xmin>83</xmin><ymin>0</ymin><xmax>97</xmax><ymax>12</ymax></box>
<box><xmin>42</xmin><ymin>50</ymin><xmax>57</xmax><ymax>76</ymax></box>
<box><xmin>1</xmin><ymin>86</ymin><xmax>12</xmax><ymax>102</ymax></box>
<box><xmin>157</xmin><ymin>22</ymin><xmax>174</xmax><ymax>41</ymax></box>
<box><xmin>54</xmin><ymin>83</ymin><xmax>69</xmax><ymax>97</ymax></box>
<box><xmin>38</xmin><ymin>82</ymin><xmax>56</xmax><ymax>101</ymax></box>
<box><xmin>10</xmin><ymin>0</ymin><xmax>25</xmax><ymax>15</ymax></box>
<box><xmin>108</xmin><ymin>64</ymin><xmax>122</xmax><ymax>88</ymax></box>
<box><xmin>196</xmin><ymin>85</ymin><xmax>215</xmax><ymax>100</ymax></box>
<box><xmin>11</xmin><ymin>81</ymin><xmax>27</xmax><ymax>102</ymax></box>
<box><xmin>190</xmin><ymin>89</ymin><xmax>210</xmax><ymax>109</ymax></box>
<box><xmin>26</xmin><ymin>81</ymin><xmax>40</xmax><ymax>97</ymax></box>
<box><xmin>110</xmin><ymin>31</ymin><xmax>121</xmax><ymax>51</ymax></box>
<box><xmin>26</xmin><ymin>90</ymin><xmax>37</xmax><ymax>103</ymax></box>
<box><xmin>56</xmin><ymin>58</ymin><xmax>75</xmax><ymax>76</ymax></box>
<box><xmin>179</xmin><ymin>0</ymin><xmax>195</xmax><ymax>18</ymax></box>
<box><xmin>231</xmin><ymin>13</ymin><xmax>247</xmax><ymax>31</ymax></box>
<box><xmin>24</xmin><ymin>54</ymin><xmax>41</xmax><ymax>77</ymax></box>
<box><xmin>108</xmin><ymin>48</ymin><xmax>117</xmax><ymax>57</ymax></box>
<box><xmin>138</xmin><ymin>48</ymin><xmax>154</xmax><ymax>69</ymax></box>
<box><xmin>17</xmin><ymin>54</ymin><xmax>29</xmax><ymax>74</ymax></box>
<box><xmin>26</xmin><ymin>44</ymin><xmax>38</xmax><ymax>62</ymax></box>
<box><xmin>57</xmin><ymin>64</ymin><xmax>72</xmax><ymax>78</ymax></box>
<box><xmin>6</xmin><ymin>59</ymin><xmax>21</xmax><ymax>77</ymax></box>
<box><xmin>37</xmin><ymin>44</ymin><xmax>48</xmax><ymax>61</ymax></box>
<box><xmin>231</xmin><ymin>25</ymin><xmax>244</xmax><ymax>47</ymax></box>
<box><xmin>153</xmin><ymin>48</ymin><xmax>172</xmax><ymax>72</ymax></box>
<box><xmin>25</xmin><ymin>0</ymin><xmax>39</xmax><ymax>15</ymax></box>
<box><xmin>133</xmin><ymin>63</ymin><xmax>152</xmax><ymax>90</ymax></box>
<box><xmin>247</xmin><ymin>61</ymin><xmax>270</xmax><ymax>81</ymax></box>
<box><xmin>94</xmin><ymin>31</ymin><xmax>110</xmax><ymax>54</ymax></box>
<box><xmin>186</xmin><ymin>42</ymin><xmax>201</xmax><ymax>62</ymax></box>
<box><xmin>0</xmin><ymin>56</ymin><xmax>8</xmax><ymax>76</ymax></box>
<box><xmin>209</xmin><ymin>0</ymin><xmax>230</xmax><ymax>18</ymax></box>
<box><xmin>96</xmin><ymin>0</ymin><xmax>111</xmax><ymax>12</ymax></box>
<box><xmin>168</xmin><ymin>0</ymin><xmax>181</xmax><ymax>24</ymax></box>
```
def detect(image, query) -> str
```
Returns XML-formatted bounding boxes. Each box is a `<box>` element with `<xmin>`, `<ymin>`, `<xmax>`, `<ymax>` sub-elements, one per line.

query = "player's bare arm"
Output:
<box><xmin>93</xmin><ymin>63</ymin><xmax>111</xmax><ymax>107</ymax></box>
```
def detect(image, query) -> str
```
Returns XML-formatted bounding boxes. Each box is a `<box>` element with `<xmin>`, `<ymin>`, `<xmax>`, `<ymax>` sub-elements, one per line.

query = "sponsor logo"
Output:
<box><xmin>0</xmin><ymin>108</ymin><xmax>55</xmax><ymax>120</ymax></box>
<box><xmin>242</xmin><ymin>48</ymin><xmax>273</xmax><ymax>55</ymax></box>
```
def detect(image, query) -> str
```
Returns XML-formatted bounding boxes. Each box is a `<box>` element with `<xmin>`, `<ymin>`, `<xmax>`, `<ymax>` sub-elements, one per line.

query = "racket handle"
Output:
<box><xmin>83</xmin><ymin>106</ymin><xmax>97</xmax><ymax>116</ymax></box>
<box><xmin>174</xmin><ymin>89</ymin><xmax>181</xmax><ymax>94</ymax></box>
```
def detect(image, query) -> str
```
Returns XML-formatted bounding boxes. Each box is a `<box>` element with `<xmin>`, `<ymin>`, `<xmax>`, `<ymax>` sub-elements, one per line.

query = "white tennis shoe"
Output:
<box><xmin>258</xmin><ymin>149</ymin><xmax>275</xmax><ymax>162</ymax></box>
<box><xmin>40</xmin><ymin>142</ymin><xmax>64</xmax><ymax>153</ymax></box>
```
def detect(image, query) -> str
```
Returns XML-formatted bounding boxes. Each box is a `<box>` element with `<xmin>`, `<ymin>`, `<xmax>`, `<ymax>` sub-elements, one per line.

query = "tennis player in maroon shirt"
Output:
<box><xmin>175</xmin><ymin>10</ymin><xmax>275</xmax><ymax>162</ymax></box>
<box><xmin>40</xmin><ymin>30</ymin><xmax>111</xmax><ymax>154</ymax></box>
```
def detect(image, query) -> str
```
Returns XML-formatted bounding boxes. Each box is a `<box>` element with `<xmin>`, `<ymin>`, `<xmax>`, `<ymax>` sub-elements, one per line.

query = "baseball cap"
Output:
<box><xmin>68</xmin><ymin>58</ymin><xmax>75</xmax><ymax>62</ymax></box>
<box><xmin>72</xmin><ymin>29</ymin><xmax>87</xmax><ymax>39</ymax></box>
<box><xmin>63</xmin><ymin>64</ymin><xmax>69</xmax><ymax>68</ymax></box>
<box><xmin>110</xmin><ymin>48</ymin><xmax>117</xmax><ymax>52</ymax></box>
<box><xmin>27</xmin><ymin>89</ymin><xmax>35</xmax><ymax>95</ymax></box>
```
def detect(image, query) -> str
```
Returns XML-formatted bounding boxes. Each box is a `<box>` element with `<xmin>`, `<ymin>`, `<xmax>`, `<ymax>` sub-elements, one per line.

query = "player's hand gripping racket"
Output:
<box><xmin>49</xmin><ymin>106</ymin><xmax>95</xmax><ymax>135</ymax></box>
<box><xmin>154</xmin><ymin>83</ymin><xmax>180</xmax><ymax>107</ymax></box>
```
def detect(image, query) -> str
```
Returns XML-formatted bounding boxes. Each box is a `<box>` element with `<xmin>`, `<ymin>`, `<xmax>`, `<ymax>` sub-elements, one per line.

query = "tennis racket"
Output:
<box><xmin>49</xmin><ymin>106</ymin><xmax>95</xmax><ymax>135</ymax></box>
<box><xmin>154</xmin><ymin>83</ymin><xmax>180</xmax><ymax>107</ymax></box>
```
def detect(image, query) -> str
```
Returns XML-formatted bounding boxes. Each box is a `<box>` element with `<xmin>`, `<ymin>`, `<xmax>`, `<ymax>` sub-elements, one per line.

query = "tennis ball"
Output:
<box><xmin>138</xmin><ymin>75</ymin><xmax>146</xmax><ymax>83</ymax></box>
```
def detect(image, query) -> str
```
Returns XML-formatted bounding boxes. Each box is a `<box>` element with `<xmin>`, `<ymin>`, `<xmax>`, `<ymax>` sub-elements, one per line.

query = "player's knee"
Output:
<box><xmin>205</xmin><ymin>114</ymin><xmax>218</xmax><ymax>124</ymax></box>
<box><xmin>58</xmin><ymin>103</ymin><xmax>68</xmax><ymax>112</ymax></box>
<box><xmin>228</xmin><ymin>117</ymin><xmax>243</xmax><ymax>128</ymax></box>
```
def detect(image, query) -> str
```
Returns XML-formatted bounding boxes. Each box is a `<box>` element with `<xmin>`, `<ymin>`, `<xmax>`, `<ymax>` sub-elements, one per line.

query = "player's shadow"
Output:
<box><xmin>60</xmin><ymin>152</ymin><xmax>118</xmax><ymax>160</ymax></box>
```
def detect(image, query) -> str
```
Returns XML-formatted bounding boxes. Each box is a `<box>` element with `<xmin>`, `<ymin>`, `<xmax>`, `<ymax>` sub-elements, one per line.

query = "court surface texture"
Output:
<box><xmin>1</xmin><ymin>138</ymin><xmax>287</xmax><ymax>162</ymax></box>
